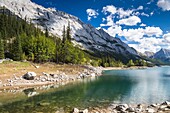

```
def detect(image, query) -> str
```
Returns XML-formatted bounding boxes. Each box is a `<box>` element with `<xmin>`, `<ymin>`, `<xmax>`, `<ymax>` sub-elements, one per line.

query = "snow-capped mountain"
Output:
<box><xmin>153</xmin><ymin>48</ymin><xmax>170</xmax><ymax>60</ymax></box>
<box><xmin>143</xmin><ymin>51</ymin><xmax>154</xmax><ymax>58</ymax></box>
<box><xmin>0</xmin><ymin>0</ymin><xmax>138</xmax><ymax>56</ymax></box>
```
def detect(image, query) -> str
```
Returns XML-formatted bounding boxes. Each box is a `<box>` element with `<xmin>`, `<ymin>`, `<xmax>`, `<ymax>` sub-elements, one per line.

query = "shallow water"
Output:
<box><xmin>0</xmin><ymin>66</ymin><xmax>170</xmax><ymax>112</ymax></box>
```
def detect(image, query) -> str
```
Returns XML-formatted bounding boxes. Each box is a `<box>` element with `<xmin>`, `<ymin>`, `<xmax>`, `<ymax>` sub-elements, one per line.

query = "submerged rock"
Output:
<box><xmin>23</xmin><ymin>72</ymin><xmax>37</xmax><ymax>80</ymax></box>
<box><xmin>37</xmin><ymin>102</ymin><xmax>50</xmax><ymax>106</ymax></box>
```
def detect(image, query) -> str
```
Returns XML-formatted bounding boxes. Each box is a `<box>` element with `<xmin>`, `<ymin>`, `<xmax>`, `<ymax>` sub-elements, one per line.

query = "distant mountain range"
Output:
<box><xmin>152</xmin><ymin>48</ymin><xmax>170</xmax><ymax>63</ymax></box>
<box><xmin>0</xmin><ymin>0</ymin><xmax>139</xmax><ymax>62</ymax></box>
<box><xmin>143</xmin><ymin>51</ymin><xmax>154</xmax><ymax>58</ymax></box>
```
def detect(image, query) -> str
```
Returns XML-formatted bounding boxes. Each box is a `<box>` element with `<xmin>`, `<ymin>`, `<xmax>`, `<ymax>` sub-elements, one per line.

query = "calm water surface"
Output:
<box><xmin>0</xmin><ymin>66</ymin><xmax>170</xmax><ymax>112</ymax></box>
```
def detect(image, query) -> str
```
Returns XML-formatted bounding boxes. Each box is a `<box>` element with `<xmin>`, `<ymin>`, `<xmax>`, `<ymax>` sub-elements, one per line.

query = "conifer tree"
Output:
<box><xmin>45</xmin><ymin>26</ymin><xmax>49</xmax><ymax>37</ymax></box>
<box><xmin>0</xmin><ymin>33</ymin><xmax>5</xmax><ymax>59</ymax></box>
<box><xmin>13</xmin><ymin>35</ymin><xmax>23</xmax><ymax>61</ymax></box>
<box><xmin>66</xmin><ymin>22</ymin><xmax>71</xmax><ymax>42</ymax></box>
<box><xmin>62</xmin><ymin>25</ymin><xmax>66</xmax><ymax>43</ymax></box>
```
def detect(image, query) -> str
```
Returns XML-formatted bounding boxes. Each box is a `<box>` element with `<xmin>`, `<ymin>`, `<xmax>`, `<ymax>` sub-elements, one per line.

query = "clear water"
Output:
<box><xmin>0</xmin><ymin>66</ymin><xmax>170</xmax><ymax>113</ymax></box>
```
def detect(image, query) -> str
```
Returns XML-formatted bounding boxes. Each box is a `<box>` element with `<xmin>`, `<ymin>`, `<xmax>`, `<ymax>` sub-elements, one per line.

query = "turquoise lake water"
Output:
<box><xmin>0</xmin><ymin>66</ymin><xmax>170</xmax><ymax>112</ymax></box>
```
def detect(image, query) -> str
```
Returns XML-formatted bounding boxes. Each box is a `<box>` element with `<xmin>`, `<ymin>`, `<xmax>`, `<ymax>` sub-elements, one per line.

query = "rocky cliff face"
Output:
<box><xmin>153</xmin><ymin>48</ymin><xmax>170</xmax><ymax>61</ymax></box>
<box><xmin>0</xmin><ymin>0</ymin><xmax>138</xmax><ymax>56</ymax></box>
<box><xmin>143</xmin><ymin>51</ymin><xmax>154</xmax><ymax>58</ymax></box>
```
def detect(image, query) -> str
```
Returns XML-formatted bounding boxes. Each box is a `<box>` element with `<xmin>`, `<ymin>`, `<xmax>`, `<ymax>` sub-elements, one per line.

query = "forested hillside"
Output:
<box><xmin>0</xmin><ymin>7</ymin><xmax>151</xmax><ymax>67</ymax></box>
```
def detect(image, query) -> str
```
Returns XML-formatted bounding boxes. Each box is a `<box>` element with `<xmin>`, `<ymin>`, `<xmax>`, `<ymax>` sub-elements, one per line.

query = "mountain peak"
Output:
<box><xmin>153</xmin><ymin>48</ymin><xmax>170</xmax><ymax>62</ymax></box>
<box><xmin>0</xmin><ymin>0</ymin><xmax>138</xmax><ymax>60</ymax></box>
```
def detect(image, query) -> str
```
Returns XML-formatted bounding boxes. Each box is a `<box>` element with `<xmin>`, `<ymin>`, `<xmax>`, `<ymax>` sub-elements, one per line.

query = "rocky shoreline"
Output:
<box><xmin>72</xmin><ymin>101</ymin><xmax>170</xmax><ymax>113</ymax></box>
<box><xmin>0</xmin><ymin>65</ymin><xmax>103</xmax><ymax>90</ymax></box>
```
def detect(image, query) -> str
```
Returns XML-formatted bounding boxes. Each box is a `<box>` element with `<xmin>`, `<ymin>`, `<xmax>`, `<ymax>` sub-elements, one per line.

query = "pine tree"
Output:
<box><xmin>62</xmin><ymin>25</ymin><xmax>66</xmax><ymax>43</ymax></box>
<box><xmin>13</xmin><ymin>35</ymin><xmax>23</xmax><ymax>61</ymax></box>
<box><xmin>66</xmin><ymin>22</ymin><xmax>71</xmax><ymax>42</ymax></box>
<box><xmin>0</xmin><ymin>33</ymin><xmax>5</xmax><ymax>59</ymax></box>
<box><xmin>45</xmin><ymin>26</ymin><xmax>49</xmax><ymax>37</ymax></box>
<box><xmin>127</xmin><ymin>59</ymin><xmax>135</xmax><ymax>67</ymax></box>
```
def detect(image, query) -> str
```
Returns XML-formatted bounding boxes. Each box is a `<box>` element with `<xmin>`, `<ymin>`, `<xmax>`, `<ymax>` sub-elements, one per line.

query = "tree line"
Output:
<box><xmin>0</xmin><ymin>7</ymin><xmax>152</xmax><ymax>67</ymax></box>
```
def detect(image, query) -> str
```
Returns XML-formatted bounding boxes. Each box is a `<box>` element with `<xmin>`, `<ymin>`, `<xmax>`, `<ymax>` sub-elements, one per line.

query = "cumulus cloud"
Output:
<box><xmin>129</xmin><ymin>38</ymin><xmax>162</xmax><ymax>53</ymax></box>
<box><xmin>104</xmin><ymin>26</ymin><xmax>164</xmax><ymax>53</ymax></box>
<box><xmin>102</xmin><ymin>5</ymin><xmax>135</xmax><ymax>19</ymax></box>
<box><xmin>157</xmin><ymin>0</ymin><xmax>170</xmax><ymax>11</ymax></box>
<box><xmin>103</xmin><ymin>25</ymin><xmax>122</xmax><ymax>37</ymax></box>
<box><xmin>102</xmin><ymin>5</ymin><xmax>117</xmax><ymax>15</ymax></box>
<box><xmin>140</xmin><ymin>23</ymin><xmax>146</xmax><ymax>26</ymax></box>
<box><xmin>117</xmin><ymin>8</ymin><xmax>134</xmax><ymax>18</ymax></box>
<box><xmin>119</xmin><ymin>28</ymin><xmax>144</xmax><ymax>42</ymax></box>
<box><xmin>141</xmin><ymin>12</ymin><xmax>149</xmax><ymax>17</ymax></box>
<box><xmin>119</xmin><ymin>27</ymin><xmax>163</xmax><ymax>41</ymax></box>
<box><xmin>98</xmin><ymin>5</ymin><xmax>166</xmax><ymax>53</ymax></box>
<box><xmin>86</xmin><ymin>9</ymin><xmax>99</xmax><ymax>21</ymax></box>
<box><xmin>116</xmin><ymin>16</ymin><xmax>141</xmax><ymax>26</ymax></box>
<box><xmin>163</xmin><ymin>33</ymin><xmax>170</xmax><ymax>42</ymax></box>
<box><xmin>144</xmin><ymin>26</ymin><xmax>163</xmax><ymax>37</ymax></box>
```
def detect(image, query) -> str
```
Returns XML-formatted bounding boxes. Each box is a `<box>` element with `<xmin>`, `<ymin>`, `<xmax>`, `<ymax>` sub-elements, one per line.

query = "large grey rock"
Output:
<box><xmin>146</xmin><ymin>108</ymin><xmax>155</xmax><ymax>113</ymax></box>
<box><xmin>162</xmin><ymin>101</ymin><xmax>170</xmax><ymax>105</ymax></box>
<box><xmin>82</xmin><ymin>109</ymin><xmax>88</xmax><ymax>113</ymax></box>
<box><xmin>73</xmin><ymin>108</ymin><xmax>79</xmax><ymax>113</ymax></box>
<box><xmin>23</xmin><ymin>72</ymin><xmax>37</xmax><ymax>80</ymax></box>
<box><xmin>126</xmin><ymin>107</ymin><xmax>135</xmax><ymax>112</ymax></box>
<box><xmin>115</xmin><ymin>104</ymin><xmax>128</xmax><ymax>111</ymax></box>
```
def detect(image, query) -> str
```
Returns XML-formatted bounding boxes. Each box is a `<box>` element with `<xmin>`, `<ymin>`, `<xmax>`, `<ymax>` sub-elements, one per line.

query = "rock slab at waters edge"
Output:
<box><xmin>23</xmin><ymin>72</ymin><xmax>37</xmax><ymax>80</ymax></box>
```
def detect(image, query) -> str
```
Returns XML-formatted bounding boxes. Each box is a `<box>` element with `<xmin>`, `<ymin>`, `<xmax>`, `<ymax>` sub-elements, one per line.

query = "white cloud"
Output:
<box><xmin>118</xmin><ymin>27</ymin><xmax>163</xmax><ymax>53</ymax></box>
<box><xmin>117</xmin><ymin>8</ymin><xmax>134</xmax><ymax>18</ymax></box>
<box><xmin>98</xmin><ymin>5</ymin><xmax>166</xmax><ymax>53</ymax></box>
<box><xmin>144</xmin><ymin>26</ymin><xmax>163</xmax><ymax>37</ymax></box>
<box><xmin>102</xmin><ymin>18</ymin><xmax>106</xmax><ymax>22</ymax></box>
<box><xmin>103</xmin><ymin>25</ymin><xmax>122</xmax><ymax>37</ymax></box>
<box><xmin>147</xmin><ymin>0</ymin><xmax>154</xmax><ymax>4</ymax></box>
<box><xmin>86</xmin><ymin>9</ymin><xmax>99</xmax><ymax>21</ymax></box>
<box><xmin>102</xmin><ymin>5</ymin><xmax>117</xmax><ymax>15</ymax></box>
<box><xmin>102</xmin><ymin>5</ymin><xmax>135</xmax><ymax>19</ymax></box>
<box><xmin>141</xmin><ymin>12</ymin><xmax>149</xmax><ymax>17</ymax></box>
<box><xmin>157</xmin><ymin>0</ymin><xmax>170</xmax><ymax>11</ymax></box>
<box><xmin>129</xmin><ymin>37</ymin><xmax>162</xmax><ymax>53</ymax></box>
<box><xmin>140</xmin><ymin>23</ymin><xmax>146</xmax><ymax>26</ymax></box>
<box><xmin>163</xmin><ymin>33</ymin><xmax>170</xmax><ymax>42</ymax></box>
<box><xmin>118</xmin><ymin>27</ymin><xmax>163</xmax><ymax>41</ymax></box>
<box><xmin>137</xmin><ymin>6</ymin><xmax>143</xmax><ymax>10</ymax></box>
<box><xmin>119</xmin><ymin>28</ymin><xmax>144</xmax><ymax>42</ymax></box>
<box><xmin>150</xmin><ymin>11</ymin><xmax>154</xmax><ymax>16</ymax></box>
<box><xmin>116</xmin><ymin>16</ymin><xmax>141</xmax><ymax>26</ymax></box>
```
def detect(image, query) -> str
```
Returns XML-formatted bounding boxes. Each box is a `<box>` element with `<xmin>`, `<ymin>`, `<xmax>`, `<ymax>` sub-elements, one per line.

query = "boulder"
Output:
<box><xmin>126</xmin><ymin>107</ymin><xmax>135</xmax><ymax>112</ymax></box>
<box><xmin>146</xmin><ymin>108</ymin><xmax>155</xmax><ymax>113</ymax></box>
<box><xmin>115</xmin><ymin>104</ymin><xmax>128</xmax><ymax>111</ymax></box>
<box><xmin>150</xmin><ymin>104</ymin><xmax>158</xmax><ymax>107</ymax></box>
<box><xmin>38</xmin><ymin>102</ymin><xmax>50</xmax><ymax>106</ymax></box>
<box><xmin>162</xmin><ymin>101</ymin><xmax>170</xmax><ymax>105</ymax></box>
<box><xmin>23</xmin><ymin>72</ymin><xmax>37</xmax><ymax>80</ymax></box>
<box><xmin>82</xmin><ymin>109</ymin><xmax>88</xmax><ymax>113</ymax></box>
<box><xmin>73</xmin><ymin>108</ymin><xmax>79</xmax><ymax>113</ymax></box>
<box><xmin>90</xmin><ymin>73</ymin><xmax>96</xmax><ymax>77</ymax></box>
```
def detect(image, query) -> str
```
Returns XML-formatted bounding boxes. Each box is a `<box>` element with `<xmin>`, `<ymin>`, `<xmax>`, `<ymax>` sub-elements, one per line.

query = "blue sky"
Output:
<box><xmin>32</xmin><ymin>0</ymin><xmax>170</xmax><ymax>53</ymax></box>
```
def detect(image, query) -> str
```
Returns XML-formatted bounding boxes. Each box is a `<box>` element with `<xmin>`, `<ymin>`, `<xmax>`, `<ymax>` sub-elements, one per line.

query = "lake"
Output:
<box><xmin>0</xmin><ymin>66</ymin><xmax>170</xmax><ymax>112</ymax></box>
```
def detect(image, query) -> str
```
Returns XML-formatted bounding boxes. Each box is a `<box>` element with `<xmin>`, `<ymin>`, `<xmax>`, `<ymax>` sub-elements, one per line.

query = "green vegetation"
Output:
<box><xmin>0</xmin><ymin>8</ymin><xmax>93</xmax><ymax>65</ymax></box>
<box><xmin>0</xmin><ymin>7</ymin><xmax>155</xmax><ymax>67</ymax></box>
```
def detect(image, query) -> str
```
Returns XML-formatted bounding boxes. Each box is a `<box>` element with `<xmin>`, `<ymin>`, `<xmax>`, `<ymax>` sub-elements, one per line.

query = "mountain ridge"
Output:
<box><xmin>153</xmin><ymin>48</ymin><xmax>170</xmax><ymax>59</ymax></box>
<box><xmin>0</xmin><ymin>0</ymin><xmax>138</xmax><ymax>59</ymax></box>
